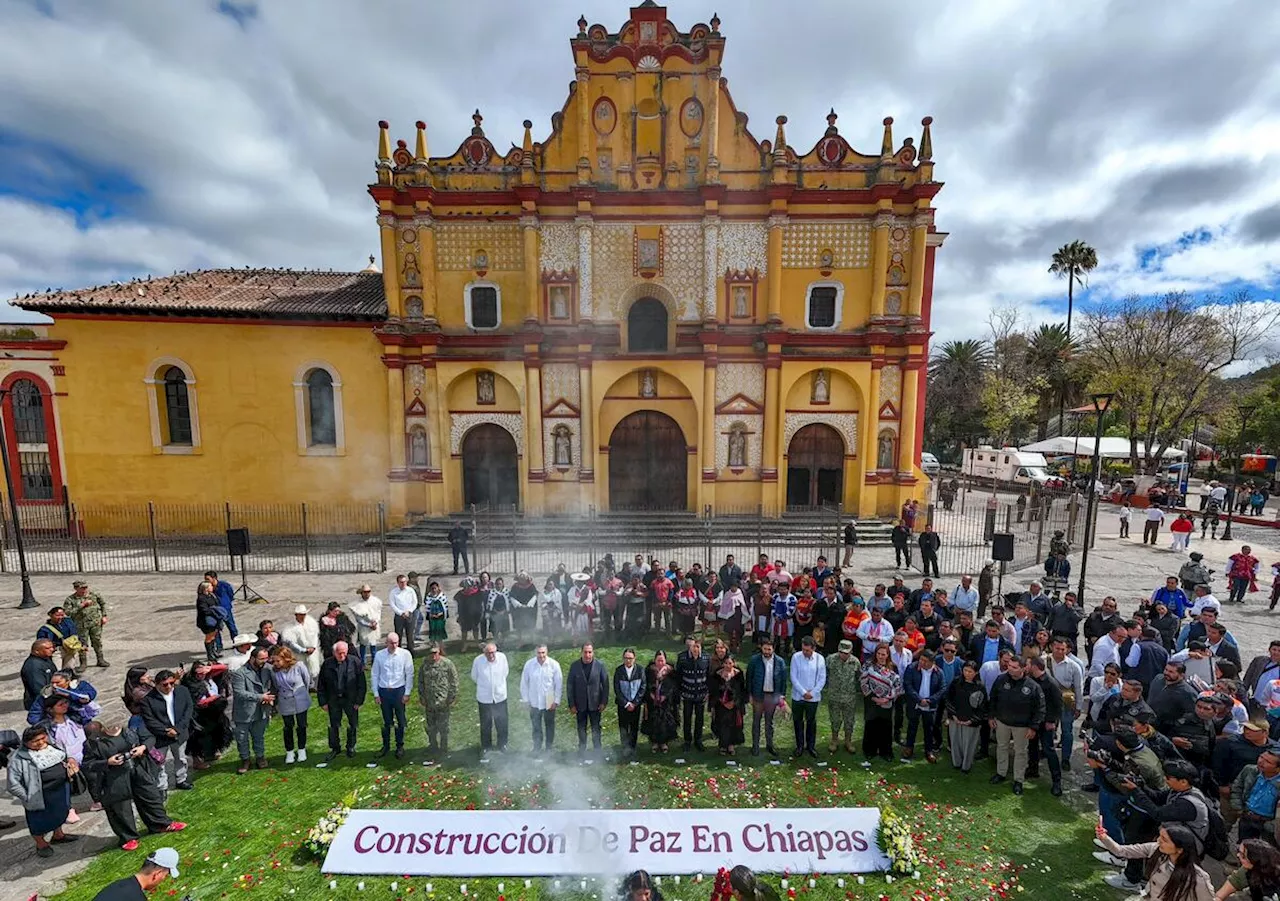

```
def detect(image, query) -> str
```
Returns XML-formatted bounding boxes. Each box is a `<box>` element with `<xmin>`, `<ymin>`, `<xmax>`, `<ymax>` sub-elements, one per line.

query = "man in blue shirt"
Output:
<box><xmin>1233</xmin><ymin>747</ymin><xmax>1280</xmax><ymax>842</ymax></box>
<box><xmin>204</xmin><ymin>571</ymin><xmax>237</xmax><ymax>652</ymax></box>
<box><xmin>1149</xmin><ymin>577</ymin><xmax>1190</xmax><ymax>620</ymax></box>
<box><xmin>969</xmin><ymin>620</ymin><xmax>1014</xmax><ymax>665</ymax></box>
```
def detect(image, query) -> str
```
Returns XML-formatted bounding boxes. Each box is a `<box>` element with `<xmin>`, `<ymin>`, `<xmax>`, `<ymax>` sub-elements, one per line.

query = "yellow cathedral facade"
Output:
<box><xmin>10</xmin><ymin>4</ymin><xmax>944</xmax><ymax>524</ymax></box>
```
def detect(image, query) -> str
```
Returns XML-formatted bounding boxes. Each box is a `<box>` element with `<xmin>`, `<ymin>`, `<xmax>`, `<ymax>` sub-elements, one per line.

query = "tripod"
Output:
<box><xmin>235</xmin><ymin>552</ymin><xmax>266</xmax><ymax>604</ymax></box>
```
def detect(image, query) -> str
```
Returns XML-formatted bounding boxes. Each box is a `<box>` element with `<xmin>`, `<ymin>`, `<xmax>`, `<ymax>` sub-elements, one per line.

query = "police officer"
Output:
<box><xmin>67</xmin><ymin>580</ymin><xmax>109</xmax><ymax>670</ymax></box>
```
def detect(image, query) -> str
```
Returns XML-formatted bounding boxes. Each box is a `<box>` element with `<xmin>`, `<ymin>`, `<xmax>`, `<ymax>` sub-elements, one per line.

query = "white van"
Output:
<box><xmin>920</xmin><ymin>452</ymin><xmax>941</xmax><ymax>477</ymax></box>
<box><xmin>963</xmin><ymin>447</ymin><xmax>1061</xmax><ymax>489</ymax></box>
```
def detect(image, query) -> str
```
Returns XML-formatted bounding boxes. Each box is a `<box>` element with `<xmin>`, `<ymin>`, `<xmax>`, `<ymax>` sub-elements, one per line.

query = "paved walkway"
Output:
<box><xmin>0</xmin><ymin>528</ymin><xmax>1277</xmax><ymax>899</ymax></box>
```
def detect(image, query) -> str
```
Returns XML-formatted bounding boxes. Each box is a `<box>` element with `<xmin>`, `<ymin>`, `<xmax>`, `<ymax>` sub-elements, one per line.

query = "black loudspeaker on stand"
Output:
<box><xmin>991</xmin><ymin>532</ymin><xmax>1014</xmax><ymax>606</ymax></box>
<box><xmin>225</xmin><ymin>528</ymin><xmax>266</xmax><ymax>604</ymax></box>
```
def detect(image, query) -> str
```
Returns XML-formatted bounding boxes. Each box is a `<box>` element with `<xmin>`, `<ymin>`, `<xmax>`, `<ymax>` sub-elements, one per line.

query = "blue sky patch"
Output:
<box><xmin>0</xmin><ymin>129</ymin><xmax>144</xmax><ymax>224</ymax></box>
<box><xmin>216</xmin><ymin>0</ymin><xmax>258</xmax><ymax>28</ymax></box>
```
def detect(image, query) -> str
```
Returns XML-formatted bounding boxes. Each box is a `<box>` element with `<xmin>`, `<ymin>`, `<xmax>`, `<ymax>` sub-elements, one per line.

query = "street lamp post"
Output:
<box><xmin>1221</xmin><ymin>404</ymin><xmax>1256</xmax><ymax>542</ymax></box>
<box><xmin>0</xmin><ymin>390</ymin><xmax>38</xmax><ymax>608</ymax></box>
<box><xmin>1076</xmin><ymin>392</ymin><xmax>1114</xmax><ymax>605</ymax></box>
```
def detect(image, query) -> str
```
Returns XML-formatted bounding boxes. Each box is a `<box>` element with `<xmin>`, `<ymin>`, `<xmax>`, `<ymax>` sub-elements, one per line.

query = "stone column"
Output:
<box><xmin>423</xmin><ymin>362</ymin><xmax>443</xmax><ymax>472</ymax></box>
<box><xmin>706</xmin><ymin>67</ymin><xmax>721</xmax><ymax>182</ymax></box>
<box><xmin>576</xmin><ymin>67</ymin><xmax>592</xmax><ymax>184</ymax></box>
<box><xmin>869</xmin><ymin>211</ymin><xmax>892</xmax><ymax>318</ymax></box>
<box><xmin>898</xmin><ymin>365</ymin><xmax>920</xmax><ymax>476</ymax></box>
<box><xmin>701</xmin><ymin>356</ymin><xmax>717</xmax><ymax>481</ymax></box>
<box><xmin>578</xmin><ymin>358</ymin><xmax>595</xmax><ymax>482</ymax></box>
<box><xmin>703</xmin><ymin>216</ymin><xmax>719</xmax><ymax>321</ymax></box>
<box><xmin>377</xmin><ymin>213</ymin><xmax>402</xmax><ymax>318</ymax></box>
<box><xmin>577</xmin><ymin>217</ymin><xmax>594</xmax><ymax>320</ymax></box>
<box><xmin>522</xmin><ymin>215</ymin><xmax>540</xmax><ymax>322</ymax></box>
<box><xmin>765</xmin><ymin>214</ymin><xmax>786</xmax><ymax>324</ymax></box>
<box><xmin>417</xmin><ymin>213</ymin><xmax>438</xmax><ymax>322</ymax></box>
<box><xmin>863</xmin><ymin>363</ymin><xmax>882</xmax><ymax>469</ymax></box>
<box><xmin>907</xmin><ymin>211</ymin><xmax>931</xmax><ymax>317</ymax></box>
<box><xmin>762</xmin><ymin>356</ymin><xmax>780</xmax><ymax>485</ymax></box>
<box><xmin>386</xmin><ymin>361</ymin><xmax>407</xmax><ymax>475</ymax></box>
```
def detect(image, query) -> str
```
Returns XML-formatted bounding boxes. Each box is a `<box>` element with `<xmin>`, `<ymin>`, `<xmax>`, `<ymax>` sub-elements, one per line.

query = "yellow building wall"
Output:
<box><xmin>46</xmin><ymin>319</ymin><xmax>391</xmax><ymax>506</ymax></box>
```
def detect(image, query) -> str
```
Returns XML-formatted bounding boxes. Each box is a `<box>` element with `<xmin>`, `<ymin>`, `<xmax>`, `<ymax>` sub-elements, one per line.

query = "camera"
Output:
<box><xmin>1085</xmin><ymin>747</ymin><xmax>1113</xmax><ymax>766</ymax></box>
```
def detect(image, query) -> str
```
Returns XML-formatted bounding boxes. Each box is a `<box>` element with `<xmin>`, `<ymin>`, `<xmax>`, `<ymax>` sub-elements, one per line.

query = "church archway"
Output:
<box><xmin>786</xmin><ymin>423</ymin><xmax>844</xmax><ymax>508</ymax></box>
<box><xmin>608</xmin><ymin>410</ymin><xmax>687</xmax><ymax>510</ymax></box>
<box><xmin>461</xmin><ymin>424</ymin><xmax>520</xmax><ymax>510</ymax></box>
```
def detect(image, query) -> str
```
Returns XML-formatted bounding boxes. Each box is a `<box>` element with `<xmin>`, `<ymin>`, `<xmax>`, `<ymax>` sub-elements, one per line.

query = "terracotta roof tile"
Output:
<box><xmin>16</xmin><ymin>268</ymin><xmax>387</xmax><ymax>321</ymax></box>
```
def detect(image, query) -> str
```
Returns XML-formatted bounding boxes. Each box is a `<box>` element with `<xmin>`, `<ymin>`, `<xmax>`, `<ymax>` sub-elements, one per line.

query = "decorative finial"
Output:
<box><xmin>710</xmin><ymin>12</ymin><xmax>720</xmax><ymax>32</ymax></box>
<box><xmin>825</xmin><ymin>108</ymin><xmax>838</xmax><ymax>136</ymax></box>
<box><xmin>919</xmin><ymin>115</ymin><xmax>933</xmax><ymax>162</ymax></box>
<box><xmin>471</xmin><ymin>109</ymin><xmax>484</xmax><ymax>136</ymax></box>
<box><xmin>377</xmin><ymin>120</ymin><xmax>391</xmax><ymax>162</ymax></box>
<box><xmin>522</xmin><ymin>120</ymin><xmax>534</xmax><ymax>153</ymax></box>
<box><xmin>774</xmin><ymin>114</ymin><xmax>788</xmax><ymax>157</ymax></box>
<box><xmin>415</xmin><ymin>120</ymin><xmax>428</xmax><ymax>162</ymax></box>
<box><xmin>881</xmin><ymin>116</ymin><xmax>894</xmax><ymax>157</ymax></box>
<box><xmin>577</xmin><ymin>14</ymin><xmax>588</xmax><ymax>35</ymax></box>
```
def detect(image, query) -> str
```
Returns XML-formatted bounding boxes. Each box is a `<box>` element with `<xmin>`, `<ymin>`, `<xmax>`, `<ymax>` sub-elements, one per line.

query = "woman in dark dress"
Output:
<box><xmin>182</xmin><ymin>660</ymin><xmax>231</xmax><ymax>768</ymax></box>
<box><xmin>860</xmin><ymin>643</ymin><xmax>902</xmax><ymax>761</ymax></box>
<box><xmin>508</xmin><ymin>572</ymin><xmax>540</xmax><ymax>638</ymax></box>
<box><xmin>319</xmin><ymin>602</ymin><xmax>356</xmax><ymax>658</ymax></box>
<box><xmin>83</xmin><ymin>721</ymin><xmax>180</xmax><ymax>850</ymax></box>
<box><xmin>642</xmin><ymin>650</ymin><xmax>679</xmax><ymax>752</ymax></box>
<box><xmin>195</xmin><ymin>581</ymin><xmax>223</xmax><ymax>661</ymax></box>
<box><xmin>487</xmin><ymin>578</ymin><xmax>512</xmax><ymax>643</ymax></box>
<box><xmin>6</xmin><ymin>724</ymin><xmax>77</xmax><ymax>857</ymax></box>
<box><xmin>710</xmin><ymin>657</ymin><xmax>747</xmax><ymax>755</ymax></box>
<box><xmin>456</xmin><ymin>578</ymin><xmax>486</xmax><ymax>650</ymax></box>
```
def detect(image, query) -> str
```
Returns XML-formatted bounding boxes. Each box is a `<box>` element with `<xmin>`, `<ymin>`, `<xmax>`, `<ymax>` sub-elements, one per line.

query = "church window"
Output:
<box><xmin>293</xmin><ymin>362</ymin><xmax>346</xmax><ymax>456</ymax></box>
<box><xmin>465</xmin><ymin>282</ymin><xmax>501</xmax><ymax>330</ymax></box>
<box><xmin>306</xmin><ymin>369</ymin><xmax>337</xmax><ymax>446</ymax></box>
<box><xmin>805</xmin><ymin>282</ymin><xmax>843</xmax><ymax>330</ymax></box>
<box><xmin>627</xmin><ymin>297</ymin><xmax>668</xmax><ymax>352</ymax></box>
<box><xmin>163</xmin><ymin>367</ymin><xmax>193</xmax><ymax>445</ymax></box>
<box><xmin>3</xmin><ymin>377</ymin><xmax>56</xmax><ymax>501</ymax></box>
<box><xmin>10</xmin><ymin>379</ymin><xmax>46</xmax><ymax>444</ymax></box>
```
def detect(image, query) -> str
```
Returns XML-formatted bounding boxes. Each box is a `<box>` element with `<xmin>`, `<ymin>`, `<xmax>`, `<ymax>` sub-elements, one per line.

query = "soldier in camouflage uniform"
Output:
<box><xmin>417</xmin><ymin>641</ymin><xmax>459</xmax><ymax>755</ymax></box>
<box><xmin>825</xmin><ymin>639</ymin><xmax>862</xmax><ymax>753</ymax></box>
<box><xmin>66</xmin><ymin>580</ymin><xmax>108</xmax><ymax>670</ymax></box>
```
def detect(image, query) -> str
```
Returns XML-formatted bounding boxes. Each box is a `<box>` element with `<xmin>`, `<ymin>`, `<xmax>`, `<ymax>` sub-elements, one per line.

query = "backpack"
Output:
<box><xmin>1184</xmin><ymin>790</ymin><xmax>1229</xmax><ymax>861</ymax></box>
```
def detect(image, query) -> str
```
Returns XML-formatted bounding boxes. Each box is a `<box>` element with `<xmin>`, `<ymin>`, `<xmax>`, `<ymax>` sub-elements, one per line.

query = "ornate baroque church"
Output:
<box><xmin>12</xmin><ymin>3</ymin><xmax>943</xmax><ymax>522</ymax></box>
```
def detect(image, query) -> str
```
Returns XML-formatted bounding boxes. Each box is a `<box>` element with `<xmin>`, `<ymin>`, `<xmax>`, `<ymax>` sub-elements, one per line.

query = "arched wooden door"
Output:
<box><xmin>786</xmin><ymin>423</ymin><xmax>844</xmax><ymax>508</ymax></box>
<box><xmin>608</xmin><ymin>410</ymin><xmax>687</xmax><ymax>510</ymax></box>
<box><xmin>461</xmin><ymin>424</ymin><xmax>520</xmax><ymax>510</ymax></box>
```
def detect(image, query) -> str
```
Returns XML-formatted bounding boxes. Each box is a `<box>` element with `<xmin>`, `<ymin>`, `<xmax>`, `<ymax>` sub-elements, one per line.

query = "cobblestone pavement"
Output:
<box><xmin>0</xmin><ymin>525</ymin><xmax>1276</xmax><ymax>899</ymax></box>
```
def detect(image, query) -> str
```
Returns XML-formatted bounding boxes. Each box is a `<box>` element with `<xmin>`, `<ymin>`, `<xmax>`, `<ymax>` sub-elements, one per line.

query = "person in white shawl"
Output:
<box><xmin>348</xmin><ymin>585</ymin><xmax>383</xmax><ymax>668</ymax></box>
<box><xmin>281</xmin><ymin>605</ymin><xmax>322</xmax><ymax>678</ymax></box>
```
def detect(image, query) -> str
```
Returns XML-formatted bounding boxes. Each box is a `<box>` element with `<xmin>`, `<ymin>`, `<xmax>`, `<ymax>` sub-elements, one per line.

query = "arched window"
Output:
<box><xmin>163</xmin><ymin>367</ymin><xmax>193</xmax><ymax>445</ymax></box>
<box><xmin>10</xmin><ymin>379</ymin><xmax>46</xmax><ymax>444</ymax></box>
<box><xmin>627</xmin><ymin>297</ymin><xmax>668</xmax><ymax>352</ymax></box>
<box><xmin>306</xmin><ymin>369</ymin><xmax>336</xmax><ymax>446</ymax></box>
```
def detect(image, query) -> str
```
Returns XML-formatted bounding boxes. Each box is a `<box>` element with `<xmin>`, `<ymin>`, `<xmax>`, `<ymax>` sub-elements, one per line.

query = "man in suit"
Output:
<box><xmin>318</xmin><ymin>641</ymin><xmax>366</xmax><ymax>762</ymax></box>
<box><xmin>969</xmin><ymin>620</ymin><xmax>1015</xmax><ymax>666</ymax></box>
<box><xmin>139</xmin><ymin>669</ymin><xmax>194</xmax><ymax>792</ymax></box>
<box><xmin>230</xmin><ymin>647</ymin><xmax>275</xmax><ymax>773</ymax></box>
<box><xmin>613</xmin><ymin>648</ymin><xmax>646</xmax><ymax>759</ymax></box>
<box><xmin>902</xmin><ymin>649</ymin><xmax>945</xmax><ymax>762</ymax></box>
<box><xmin>1119</xmin><ymin>625</ymin><xmax>1170</xmax><ymax>693</ymax></box>
<box><xmin>567</xmin><ymin>643</ymin><xmax>610</xmax><ymax>757</ymax></box>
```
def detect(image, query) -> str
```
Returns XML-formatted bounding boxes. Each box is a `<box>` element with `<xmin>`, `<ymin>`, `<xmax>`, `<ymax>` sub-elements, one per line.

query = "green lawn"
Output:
<box><xmin>54</xmin><ymin>643</ymin><xmax>1115</xmax><ymax>901</ymax></box>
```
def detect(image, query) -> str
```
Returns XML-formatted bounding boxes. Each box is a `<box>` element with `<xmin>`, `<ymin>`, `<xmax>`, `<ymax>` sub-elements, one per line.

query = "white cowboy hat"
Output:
<box><xmin>293</xmin><ymin>604</ymin><xmax>308</xmax><ymax>615</ymax></box>
<box><xmin>570</xmin><ymin>572</ymin><xmax>591</xmax><ymax>582</ymax></box>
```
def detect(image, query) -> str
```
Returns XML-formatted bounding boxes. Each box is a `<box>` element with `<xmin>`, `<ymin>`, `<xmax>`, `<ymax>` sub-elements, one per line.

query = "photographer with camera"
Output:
<box><xmin>83</xmin><ymin>720</ymin><xmax>185</xmax><ymax>851</ymax></box>
<box><xmin>1086</xmin><ymin>724</ymin><xmax>1165</xmax><ymax>867</ymax></box>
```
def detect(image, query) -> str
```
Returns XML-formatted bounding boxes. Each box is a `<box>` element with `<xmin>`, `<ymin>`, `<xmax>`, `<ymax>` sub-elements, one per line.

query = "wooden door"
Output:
<box><xmin>786</xmin><ymin>423</ymin><xmax>844</xmax><ymax>508</ymax></box>
<box><xmin>461</xmin><ymin>424</ymin><xmax>520</xmax><ymax>510</ymax></box>
<box><xmin>608</xmin><ymin>410</ymin><xmax>687</xmax><ymax>510</ymax></box>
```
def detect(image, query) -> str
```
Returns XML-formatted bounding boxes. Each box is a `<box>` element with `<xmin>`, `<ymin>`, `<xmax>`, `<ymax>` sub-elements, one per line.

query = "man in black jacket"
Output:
<box><xmin>1046</xmin><ymin>592</ymin><xmax>1083</xmax><ymax>654</ymax></box>
<box><xmin>447</xmin><ymin>521</ymin><xmax>470</xmax><ymax>575</ymax></box>
<box><xmin>1083</xmin><ymin>597</ymin><xmax>1123</xmax><ymax>665</ymax></box>
<box><xmin>1025</xmin><ymin>657</ymin><xmax>1063</xmax><ymax>795</ymax></box>
<box><xmin>138</xmin><ymin>670</ymin><xmax>194</xmax><ymax>792</ymax></box>
<box><xmin>917</xmin><ymin>526</ymin><xmax>941</xmax><ymax>578</ymax></box>
<box><xmin>1166</xmin><ymin>696</ymin><xmax>1218</xmax><ymax>768</ymax></box>
<box><xmin>890</xmin><ymin>521</ymin><xmax>912</xmax><ymax>570</ymax></box>
<box><xmin>20</xmin><ymin>640</ymin><xmax>56</xmax><ymax>709</ymax></box>
<box><xmin>614</xmin><ymin>649</ymin><xmax>646</xmax><ymax>759</ymax></box>
<box><xmin>1112</xmin><ymin>759</ymin><xmax>1213</xmax><ymax>890</ymax></box>
<box><xmin>1094</xmin><ymin>679</ymin><xmax>1154</xmax><ymax>736</ymax></box>
<box><xmin>676</xmin><ymin>639</ymin><xmax>710</xmax><ymax>752</ymax></box>
<box><xmin>1120</xmin><ymin>625</ymin><xmax>1170</xmax><ymax>693</ymax></box>
<box><xmin>1148</xmin><ymin>661</ymin><xmax>1198</xmax><ymax>729</ymax></box>
<box><xmin>317</xmin><ymin>641</ymin><xmax>367</xmax><ymax>762</ymax></box>
<box><xmin>567</xmin><ymin>644</ymin><xmax>610</xmax><ymax>756</ymax></box>
<box><xmin>988</xmin><ymin>656</ymin><xmax>1044</xmax><ymax>796</ymax></box>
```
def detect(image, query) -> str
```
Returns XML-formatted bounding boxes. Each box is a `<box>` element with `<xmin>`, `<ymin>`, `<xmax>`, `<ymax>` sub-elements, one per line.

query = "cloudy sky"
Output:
<box><xmin>2</xmin><ymin>0</ymin><xmax>1279</xmax><ymax>352</ymax></box>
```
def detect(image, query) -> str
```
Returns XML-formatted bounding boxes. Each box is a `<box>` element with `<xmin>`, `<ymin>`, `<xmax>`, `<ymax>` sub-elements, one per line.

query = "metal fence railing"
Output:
<box><xmin>469</xmin><ymin>503</ymin><xmax>847</xmax><ymax>578</ymax></box>
<box><xmin>0</xmin><ymin>501</ymin><xmax>387</xmax><ymax>574</ymax></box>
<box><xmin>923</xmin><ymin>490</ymin><xmax>1088</xmax><ymax>581</ymax></box>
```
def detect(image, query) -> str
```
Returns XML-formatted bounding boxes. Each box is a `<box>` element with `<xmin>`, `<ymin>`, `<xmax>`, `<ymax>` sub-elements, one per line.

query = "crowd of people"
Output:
<box><xmin>10</xmin><ymin>538</ymin><xmax>1280</xmax><ymax>901</ymax></box>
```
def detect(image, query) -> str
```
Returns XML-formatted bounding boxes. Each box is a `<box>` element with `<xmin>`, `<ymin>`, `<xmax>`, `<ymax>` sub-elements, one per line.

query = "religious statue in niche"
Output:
<box><xmin>727</xmin><ymin>426</ymin><xmax>747</xmax><ymax>468</ymax></box>
<box><xmin>637</xmin><ymin>238</ymin><xmax>660</xmax><ymax>271</ymax></box>
<box><xmin>409</xmin><ymin>428</ymin><xmax>429</xmax><ymax>468</ymax></box>
<box><xmin>639</xmin><ymin>370</ymin><xmax>657</xmax><ymax>398</ymax></box>
<box><xmin>549</xmin><ymin>285</ymin><xmax>570</xmax><ymax>320</ymax></box>
<box><xmin>877</xmin><ymin>430</ymin><xmax>896</xmax><ymax>470</ymax></box>
<box><xmin>732</xmin><ymin>286</ymin><xmax>750</xmax><ymax>318</ymax></box>
<box><xmin>552</xmin><ymin>425</ymin><xmax>573</xmax><ymax>467</ymax></box>
<box><xmin>811</xmin><ymin>369</ymin><xmax>830</xmax><ymax>404</ymax></box>
<box><xmin>476</xmin><ymin>371</ymin><xmax>496</xmax><ymax>405</ymax></box>
<box><xmin>405</xmin><ymin>296</ymin><xmax>424</xmax><ymax>319</ymax></box>
<box><xmin>818</xmin><ymin>248</ymin><xmax>834</xmax><ymax>269</ymax></box>
<box><xmin>401</xmin><ymin>252</ymin><xmax>420</xmax><ymax>287</ymax></box>
<box><xmin>473</xmin><ymin>249</ymin><xmax>489</xmax><ymax>272</ymax></box>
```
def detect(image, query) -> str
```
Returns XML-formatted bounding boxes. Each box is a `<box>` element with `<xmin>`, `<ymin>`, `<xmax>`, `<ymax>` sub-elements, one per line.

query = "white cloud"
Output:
<box><xmin>0</xmin><ymin>0</ymin><xmax>1278</xmax><ymax>347</ymax></box>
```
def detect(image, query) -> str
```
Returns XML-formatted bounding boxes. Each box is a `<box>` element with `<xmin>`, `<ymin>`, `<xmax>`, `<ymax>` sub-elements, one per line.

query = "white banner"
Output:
<box><xmin>323</xmin><ymin>807</ymin><xmax>887</xmax><ymax>876</ymax></box>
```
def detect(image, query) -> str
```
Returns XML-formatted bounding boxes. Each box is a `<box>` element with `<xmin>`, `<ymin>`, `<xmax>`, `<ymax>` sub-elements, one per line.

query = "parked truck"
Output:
<box><xmin>962</xmin><ymin>447</ymin><xmax>1064</xmax><ymax>490</ymax></box>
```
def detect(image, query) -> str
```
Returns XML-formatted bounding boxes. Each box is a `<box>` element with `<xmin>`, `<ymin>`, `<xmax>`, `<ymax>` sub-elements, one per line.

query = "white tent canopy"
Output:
<box><xmin>1020</xmin><ymin>437</ymin><xmax>1186</xmax><ymax>459</ymax></box>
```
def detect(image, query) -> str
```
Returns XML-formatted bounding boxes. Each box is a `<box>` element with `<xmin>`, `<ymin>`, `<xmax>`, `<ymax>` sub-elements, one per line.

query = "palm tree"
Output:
<box><xmin>1026</xmin><ymin>323</ymin><xmax>1078</xmax><ymax>437</ymax></box>
<box><xmin>1048</xmin><ymin>240</ymin><xmax>1098</xmax><ymax>428</ymax></box>
<box><xmin>929</xmin><ymin>338</ymin><xmax>992</xmax><ymax>379</ymax></box>
<box><xmin>926</xmin><ymin>339</ymin><xmax>993</xmax><ymax>451</ymax></box>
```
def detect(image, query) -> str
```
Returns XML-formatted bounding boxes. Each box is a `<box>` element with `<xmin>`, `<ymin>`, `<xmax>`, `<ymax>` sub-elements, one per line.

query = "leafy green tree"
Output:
<box><xmin>925</xmin><ymin>338</ymin><xmax>991</xmax><ymax>457</ymax></box>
